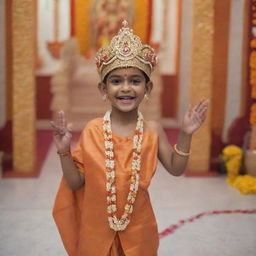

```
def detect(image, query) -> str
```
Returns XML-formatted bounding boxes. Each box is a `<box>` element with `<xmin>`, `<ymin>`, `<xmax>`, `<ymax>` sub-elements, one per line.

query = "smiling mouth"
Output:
<box><xmin>116</xmin><ymin>96</ymin><xmax>136</xmax><ymax>100</ymax></box>
<box><xmin>116</xmin><ymin>96</ymin><xmax>136</xmax><ymax>104</ymax></box>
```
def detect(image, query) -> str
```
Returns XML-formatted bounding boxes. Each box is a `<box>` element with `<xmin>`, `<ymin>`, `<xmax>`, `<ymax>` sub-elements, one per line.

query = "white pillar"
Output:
<box><xmin>223</xmin><ymin>0</ymin><xmax>246</xmax><ymax>141</ymax></box>
<box><xmin>178</xmin><ymin>0</ymin><xmax>192</xmax><ymax>123</ymax></box>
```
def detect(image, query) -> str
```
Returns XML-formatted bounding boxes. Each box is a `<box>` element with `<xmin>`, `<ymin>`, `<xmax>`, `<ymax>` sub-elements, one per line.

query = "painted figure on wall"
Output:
<box><xmin>91</xmin><ymin>0</ymin><xmax>134</xmax><ymax>49</ymax></box>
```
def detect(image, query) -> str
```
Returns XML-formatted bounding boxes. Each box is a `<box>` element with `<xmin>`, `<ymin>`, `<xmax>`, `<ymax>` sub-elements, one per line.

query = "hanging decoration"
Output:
<box><xmin>249</xmin><ymin>0</ymin><xmax>256</xmax><ymax>149</ymax></box>
<box><xmin>47</xmin><ymin>0</ymin><xmax>64</xmax><ymax>59</ymax></box>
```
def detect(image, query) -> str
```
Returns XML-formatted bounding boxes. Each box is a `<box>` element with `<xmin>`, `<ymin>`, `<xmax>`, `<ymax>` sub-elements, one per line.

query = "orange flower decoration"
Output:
<box><xmin>250</xmin><ymin>103</ymin><xmax>256</xmax><ymax>125</ymax></box>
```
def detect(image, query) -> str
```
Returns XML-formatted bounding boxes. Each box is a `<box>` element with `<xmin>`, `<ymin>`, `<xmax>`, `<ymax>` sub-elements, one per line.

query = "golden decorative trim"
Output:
<box><xmin>188</xmin><ymin>0</ymin><xmax>214</xmax><ymax>173</ymax></box>
<box><xmin>95</xmin><ymin>21</ymin><xmax>157</xmax><ymax>81</ymax></box>
<box><xmin>12</xmin><ymin>0</ymin><xmax>36</xmax><ymax>172</ymax></box>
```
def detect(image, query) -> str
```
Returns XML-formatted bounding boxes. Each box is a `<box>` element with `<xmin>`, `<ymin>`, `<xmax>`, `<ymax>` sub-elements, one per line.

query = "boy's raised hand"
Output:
<box><xmin>50</xmin><ymin>111</ymin><xmax>72</xmax><ymax>153</ymax></box>
<box><xmin>181</xmin><ymin>98</ymin><xmax>209</xmax><ymax>135</ymax></box>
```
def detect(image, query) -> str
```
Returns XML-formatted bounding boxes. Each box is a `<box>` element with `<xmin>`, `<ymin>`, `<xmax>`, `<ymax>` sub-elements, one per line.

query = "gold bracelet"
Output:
<box><xmin>57</xmin><ymin>150</ymin><xmax>71</xmax><ymax>157</ymax></box>
<box><xmin>173</xmin><ymin>144</ymin><xmax>191</xmax><ymax>157</ymax></box>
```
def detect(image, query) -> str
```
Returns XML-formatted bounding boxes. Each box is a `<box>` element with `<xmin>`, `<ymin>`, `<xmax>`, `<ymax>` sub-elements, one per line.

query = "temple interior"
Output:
<box><xmin>0</xmin><ymin>0</ymin><xmax>256</xmax><ymax>255</ymax></box>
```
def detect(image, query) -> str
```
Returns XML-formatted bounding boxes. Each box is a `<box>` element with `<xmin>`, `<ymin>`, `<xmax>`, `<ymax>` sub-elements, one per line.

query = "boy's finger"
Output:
<box><xmin>50</xmin><ymin>121</ymin><xmax>66</xmax><ymax>135</ymax></box>
<box><xmin>56</xmin><ymin>111</ymin><xmax>61</xmax><ymax>126</ymax></box>
<box><xmin>57</xmin><ymin>110</ymin><xmax>65</xmax><ymax>126</ymax></box>
<box><xmin>196</xmin><ymin>99</ymin><xmax>209</xmax><ymax>113</ymax></box>
<box><xmin>67</xmin><ymin>123</ymin><xmax>73</xmax><ymax>132</ymax></box>
<box><xmin>198</xmin><ymin>104</ymin><xmax>208</xmax><ymax>115</ymax></box>
<box><xmin>50</xmin><ymin>121</ymin><xmax>59</xmax><ymax>130</ymax></box>
<box><xmin>193</xmin><ymin>100</ymin><xmax>204</xmax><ymax>112</ymax></box>
<box><xmin>59</xmin><ymin>111</ymin><xmax>67</xmax><ymax>126</ymax></box>
<box><xmin>57</xmin><ymin>111</ymin><xmax>63</xmax><ymax>126</ymax></box>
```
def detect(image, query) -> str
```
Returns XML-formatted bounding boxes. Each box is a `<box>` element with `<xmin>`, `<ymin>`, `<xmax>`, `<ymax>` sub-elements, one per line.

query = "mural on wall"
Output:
<box><xmin>72</xmin><ymin>0</ymin><xmax>152</xmax><ymax>57</ymax></box>
<box><xmin>90</xmin><ymin>0</ymin><xmax>135</xmax><ymax>49</ymax></box>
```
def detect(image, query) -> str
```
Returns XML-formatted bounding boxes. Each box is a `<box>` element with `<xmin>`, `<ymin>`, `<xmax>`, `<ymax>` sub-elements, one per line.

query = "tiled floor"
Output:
<box><xmin>0</xmin><ymin>143</ymin><xmax>256</xmax><ymax>256</ymax></box>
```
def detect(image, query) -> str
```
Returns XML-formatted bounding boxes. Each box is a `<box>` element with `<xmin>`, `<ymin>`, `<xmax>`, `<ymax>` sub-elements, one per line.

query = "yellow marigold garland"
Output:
<box><xmin>223</xmin><ymin>145</ymin><xmax>256</xmax><ymax>194</ymax></box>
<box><xmin>249</xmin><ymin>1</ymin><xmax>256</xmax><ymax>140</ymax></box>
<box><xmin>232</xmin><ymin>175</ymin><xmax>256</xmax><ymax>194</ymax></box>
<box><xmin>223</xmin><ymin>145</ymin><xmax>243</xmax><ymax>184</ymax></box>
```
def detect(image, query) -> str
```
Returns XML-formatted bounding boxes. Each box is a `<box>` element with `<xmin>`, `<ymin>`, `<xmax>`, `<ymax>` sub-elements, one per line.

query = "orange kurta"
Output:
<box><xmin>53</xmin><ymin>118</ymin><xmax>159</xmax><ymax>256</ymax></box>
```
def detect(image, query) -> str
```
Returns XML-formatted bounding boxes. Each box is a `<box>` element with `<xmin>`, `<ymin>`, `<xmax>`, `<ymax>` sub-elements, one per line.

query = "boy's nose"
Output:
<box><xmin>121</xmin><ymin>81</ymin><xmax>131</xmax><ymax>91</ymax></box>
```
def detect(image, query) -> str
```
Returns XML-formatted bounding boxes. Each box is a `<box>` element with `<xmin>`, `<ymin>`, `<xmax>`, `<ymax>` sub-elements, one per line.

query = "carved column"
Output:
<box><xmin>12</xmin><ymin>0</ymin><xmax>36</xmax><ymax>172</ymax></box>
<box><xmin>188</xmin><ymin>0</ymin><xmax>214</xmax><ymax>173</ymax></box>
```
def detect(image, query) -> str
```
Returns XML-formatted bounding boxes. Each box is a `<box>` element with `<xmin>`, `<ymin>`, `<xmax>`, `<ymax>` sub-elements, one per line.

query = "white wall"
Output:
<box><xmin>223</xmin><ymin>0</ymin><xmax>245</xmax><ymax>141</ymax></box>
<box><xmin>178</xmin><ymin>0</ymin><xmax>192</xmax><ymax>123</ymax></box>
<box><xmin>151</xmin><ymin>0</ymin><xmax>164</xmax><ymax>44</ymax></box>
<box><xmin>0</xmin><ymin>0</ymin><xmax>6</xmax><ymax>128</ymax></box>
<box><xmin>36</xmin><ymin>0</ymin><xmax>70</xmax><ymax>75</ymax></box>
<box><xmin>152</xmin><ymin>0</ymin><xmax>179</xmax><ymax>75</ymax></box>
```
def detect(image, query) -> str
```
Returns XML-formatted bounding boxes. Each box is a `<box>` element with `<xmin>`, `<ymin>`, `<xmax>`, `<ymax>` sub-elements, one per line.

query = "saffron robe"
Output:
<box><xmin>53</xmin><ymin>118</ymin><xmax>159</xmax><ymax>256</ymax></box>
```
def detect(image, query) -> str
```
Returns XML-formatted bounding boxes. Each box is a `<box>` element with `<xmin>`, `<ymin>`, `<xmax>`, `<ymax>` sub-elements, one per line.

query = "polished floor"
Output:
<box><xmin>0</xmin><ymin>143</ymin><xmax>256</xmax><ymax>256</ymax></box>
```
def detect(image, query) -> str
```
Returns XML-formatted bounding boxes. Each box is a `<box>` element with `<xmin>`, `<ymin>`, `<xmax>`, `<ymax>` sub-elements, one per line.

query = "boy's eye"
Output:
<box><xmin>111</xmin><ymin>79</ymin><xmax>121</xmax><ymax>84</ymax></box>
<box><xmin>132</xmin><ymin>79</ymin><xmax>141</xmax><ymax>84</ymax></box>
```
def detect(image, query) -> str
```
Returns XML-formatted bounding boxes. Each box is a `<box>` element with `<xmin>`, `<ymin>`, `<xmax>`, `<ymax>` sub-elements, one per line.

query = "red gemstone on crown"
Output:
<box><xmin>123</xmin><ymin>45</ymin><xmax>131</xmax><ymax>54</ymax></box>
<box><xmin>103</xmin><ymin>55</ymin><xmax>109</xmax><ymax>61</ymax></box>
<box><xmin>96</xmin><ymin>60</ymin><xmax>101</xmax><ymax>68</ymax></box>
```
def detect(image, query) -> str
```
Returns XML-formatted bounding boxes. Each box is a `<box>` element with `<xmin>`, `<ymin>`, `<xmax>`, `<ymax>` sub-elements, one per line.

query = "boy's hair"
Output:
<box><xmin>103</xmin><ymin>69</ymin><xmax>150</xmax><ymax>84</ymax></box>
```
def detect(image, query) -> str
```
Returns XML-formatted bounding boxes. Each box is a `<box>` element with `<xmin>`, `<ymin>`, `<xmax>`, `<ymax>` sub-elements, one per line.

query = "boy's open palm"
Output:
<box><xmin>50</xmin><ymin>111</ymin><xmax>72</xmax><ymax>152</ymax></box>
<box><xmin>181</xmin><ymin>98</ymin><xmax>209</xmax><ymax>134</ymax></box>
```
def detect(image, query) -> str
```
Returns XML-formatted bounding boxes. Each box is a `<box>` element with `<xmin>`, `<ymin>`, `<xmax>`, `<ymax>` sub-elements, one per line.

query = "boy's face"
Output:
<box><xmin>99</xmin><ymin>67</ymin><xmax>152</xmax><ymax>113</ymax></box>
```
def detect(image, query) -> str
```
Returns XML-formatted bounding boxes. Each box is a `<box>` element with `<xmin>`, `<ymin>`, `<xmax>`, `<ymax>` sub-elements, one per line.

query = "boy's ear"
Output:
<box><xmin>98</xmin><ymin>82</ymin><xmax>107</xmax><ymax>96</ymax></box>
<box><xmin>145</xmin><ymin>81</ymin><xmax>153</xmax><ymax>95</ymax></box>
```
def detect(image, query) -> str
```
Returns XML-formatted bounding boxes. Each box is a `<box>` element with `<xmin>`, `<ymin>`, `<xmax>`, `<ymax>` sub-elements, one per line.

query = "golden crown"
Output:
<box><xmin>95</xmin><ymin>20</ymin><xmax>157</xmax><ymax>81</ymax></box>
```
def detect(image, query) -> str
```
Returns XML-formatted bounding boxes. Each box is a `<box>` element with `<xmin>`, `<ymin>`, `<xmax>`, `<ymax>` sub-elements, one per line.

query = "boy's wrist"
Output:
<box><xmin>180</xmin><ymin>129</ymin><xmax>193</xmax><ymax>137</ymax></box>
<box><xmin>57</xmin><ymin>148</ymin><xmax>71</xmax><ymax>156</ymax></box>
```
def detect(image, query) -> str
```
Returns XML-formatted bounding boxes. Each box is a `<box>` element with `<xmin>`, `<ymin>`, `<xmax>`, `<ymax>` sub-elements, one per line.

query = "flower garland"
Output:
<box><xmin>249</xmin><ymin>1</ymin><xmax>256</xmax><ymax>107</ymax></box>
<box><xmin>223</xmin><ymin>145</ymin><xmax>256</xmax><ymax>194</ymax></box>
<box><xmin>222</xmin><ymin>145</ymin><xmax>243</xmax><ymax>184</ymax></box>
<box><xmin>249</xmin><ymin>0</ymin><xmax>256</xmax><ymax>149</ymax></box>
<box><xmin>103</xmin><ymin>110</ymin><xmax>143</xmax><ymax>231</ymax></box>
<box><xmin>232</xmin><ymin>175</ymin><xmax>256</xmax><ymax>194</ymax></box>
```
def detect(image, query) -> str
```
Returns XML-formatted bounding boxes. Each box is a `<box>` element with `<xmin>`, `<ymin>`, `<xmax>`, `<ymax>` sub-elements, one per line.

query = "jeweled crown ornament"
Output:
<box><xmin>95</xmin><ymin>20</ymin><xmax>157</xmax><ymax>81</ymax></box>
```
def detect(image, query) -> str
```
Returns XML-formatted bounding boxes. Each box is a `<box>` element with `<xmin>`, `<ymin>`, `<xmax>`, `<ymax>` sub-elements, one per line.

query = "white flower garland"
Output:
<box><xmin>103</xmin><ymin>110</ymin><xmax>144</xmax><ymax>231</ymax></box>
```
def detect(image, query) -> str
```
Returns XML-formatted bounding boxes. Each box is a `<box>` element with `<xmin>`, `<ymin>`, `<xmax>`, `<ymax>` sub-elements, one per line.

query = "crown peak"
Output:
<box><xmin>122</xmin><ymin>20</ymin><xmax>128</xmax><ymax>27</ymax></box>
<box><xmin>95</xmin><ymin>19</ymin><xmax>157</xmax><ymax>81</ymax></box>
